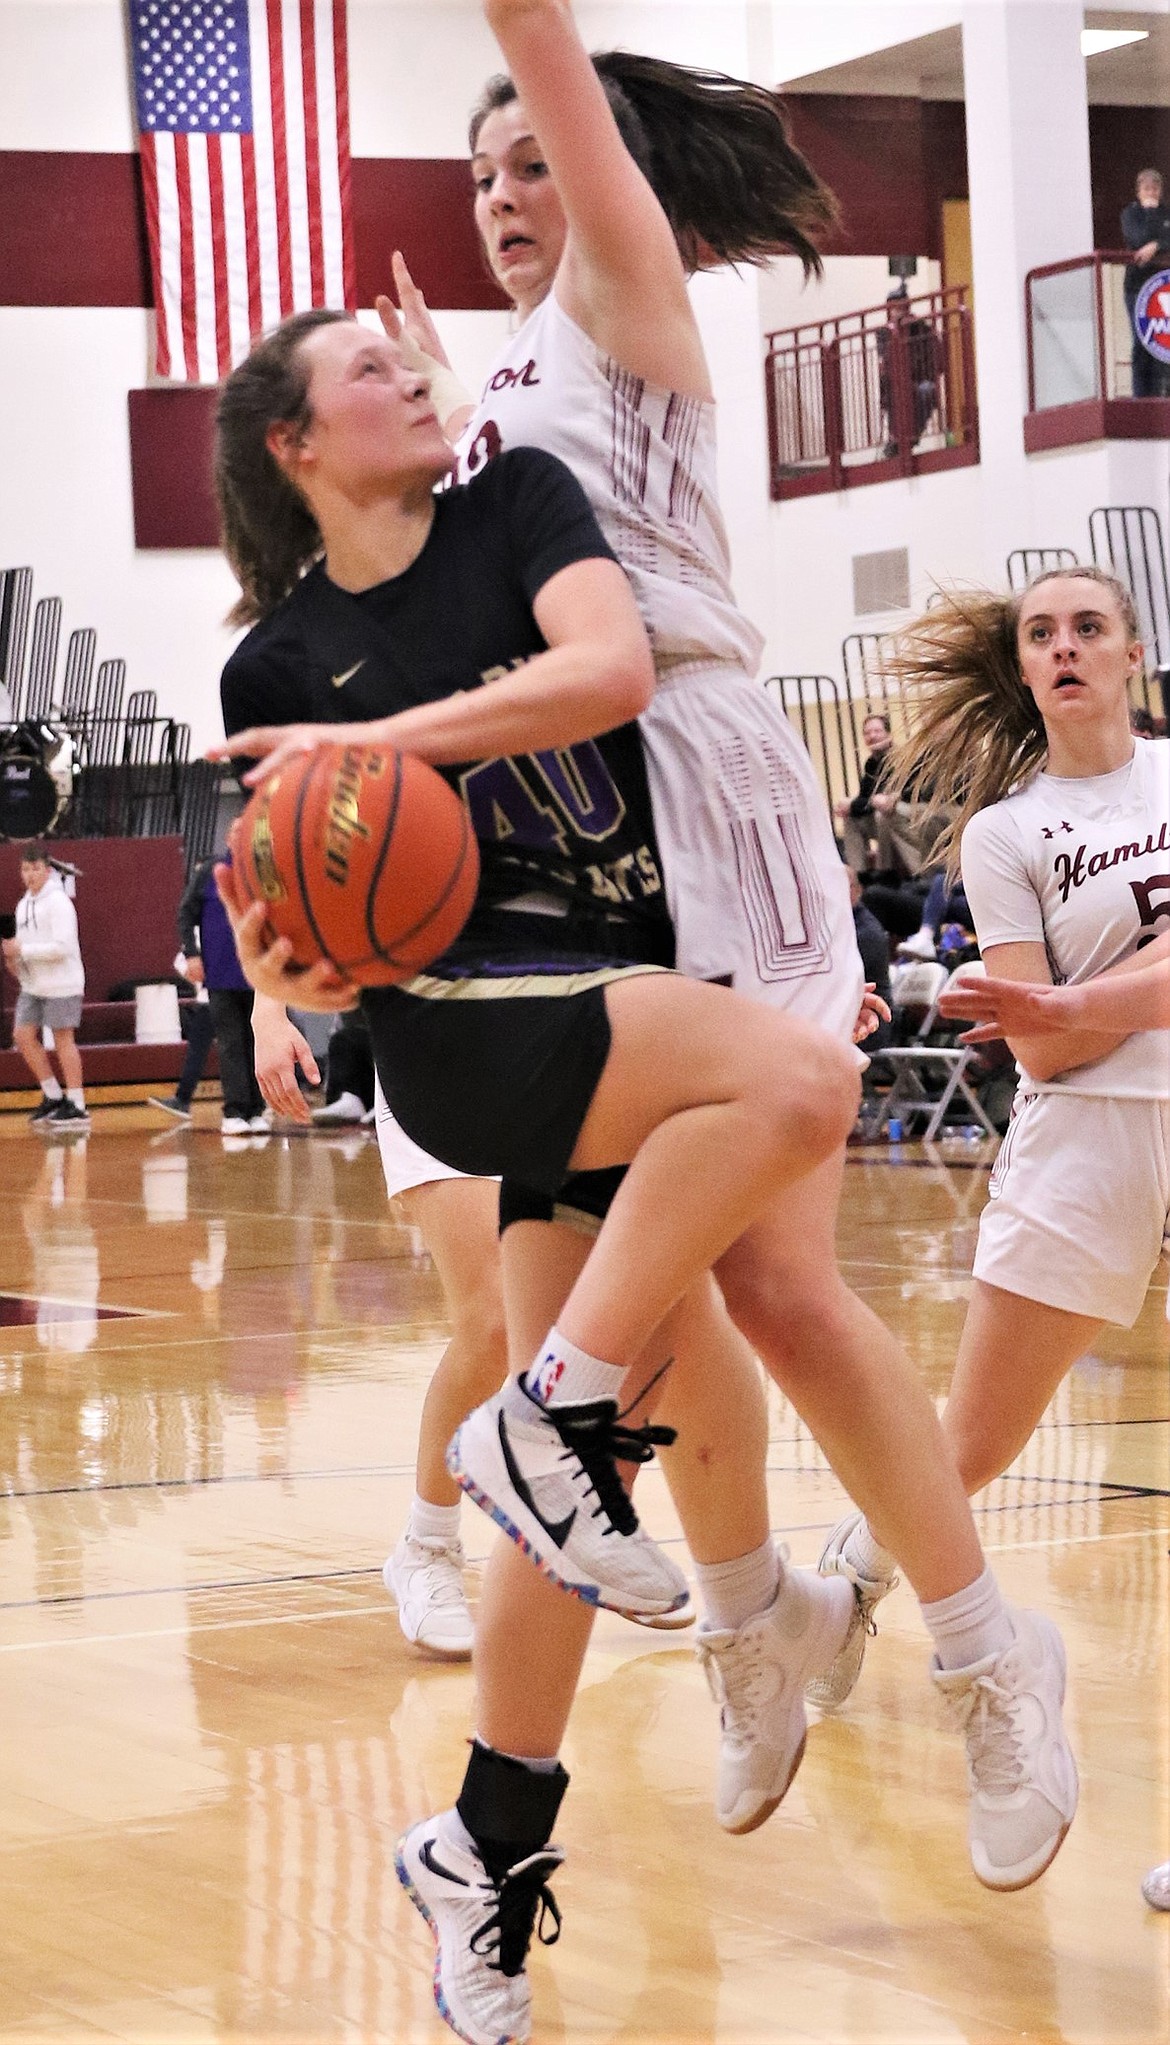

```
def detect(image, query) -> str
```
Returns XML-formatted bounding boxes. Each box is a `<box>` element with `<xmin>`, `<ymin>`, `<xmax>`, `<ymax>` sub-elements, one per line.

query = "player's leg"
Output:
<box><xmin>14</xmin><ymin>1020</ymin><xmax>57</xmax><ymax>1099</ymax></box>
<box><xmin>383</xmin><ymin>1172</ymin><xmax>507</xmax><ymax>1658</ymax></box>
<box><xmin>448</xmin><ymin>972</ymin><xmax>857</xmax><ymax>1619</ymax></box>
<box><xmin>714</xmin><ymin>1153</ymin><xmax>1078</xmax><ymax>1891</ymax></box>
<box><xmin>943</xmin><ymin>1282</ymin><xmax>1106</xmax><ymax>1494</ymax></box>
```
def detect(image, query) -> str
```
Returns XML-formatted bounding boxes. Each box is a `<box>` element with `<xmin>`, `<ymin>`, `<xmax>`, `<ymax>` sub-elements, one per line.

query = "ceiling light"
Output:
<box><xmin>1081</xmin><ymin>28</ymin><xmax>1149</xmax><ymax>55</ymax></box>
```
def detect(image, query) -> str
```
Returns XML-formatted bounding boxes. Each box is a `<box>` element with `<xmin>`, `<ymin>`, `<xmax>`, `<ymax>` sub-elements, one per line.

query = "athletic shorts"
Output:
<box><xmin>363</xmin><ymin>959</ymin><xmax>662</xmax><ymax>1198</ymax></box>
<box><xmin>373</xmin><ymin>1072</ymin><xmax>494</xmax><ymax>1199</ymax></box>
<box><xmin>14</xmin><ymin>992</ymin><xmax>83</xmax><ymax>1031</ymax></box>
<box><xmin>974</xmin><ymin>1089</ymin><xmax>1170</xmax><ymax>1326</ymax></box>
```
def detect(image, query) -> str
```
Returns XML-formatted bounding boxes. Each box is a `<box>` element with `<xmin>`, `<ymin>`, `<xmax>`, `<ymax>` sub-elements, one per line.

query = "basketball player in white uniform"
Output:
<box><xmin>810</xmin><ymin>564</ymin><xmax>1167</xmax><ymax>1873</ymax></box>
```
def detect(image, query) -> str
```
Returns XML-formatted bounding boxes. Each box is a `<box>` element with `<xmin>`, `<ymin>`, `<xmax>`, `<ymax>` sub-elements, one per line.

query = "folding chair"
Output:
<box><xmin>871</xmin><ymin>961</ymin><xmax>999</xmax><ymax>1141</ymax></box>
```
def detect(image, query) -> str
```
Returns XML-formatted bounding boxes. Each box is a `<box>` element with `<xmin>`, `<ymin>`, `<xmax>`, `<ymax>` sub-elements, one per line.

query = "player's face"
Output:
<box><xmin>20</xmin><ymin>859</ymin><xmax>49</xmax><ymax>894</ymax></box>
<box><xmin>1016</xmin><ymin>578</ymin><xmax>1142</xmax><ymax>730</ymax></box>
<box><xmin>471</xmin><ymin>101</ymin><xmax>568</xmax><ymax>313</ymax></box>
<box><xmin>291</xmin><ymin>322</ymin><xmax>455</xmax><ymax>495</ymax></box>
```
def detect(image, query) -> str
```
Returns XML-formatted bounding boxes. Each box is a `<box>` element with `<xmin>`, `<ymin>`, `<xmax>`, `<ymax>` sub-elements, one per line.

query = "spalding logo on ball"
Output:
<box><xmin>1134</xmin><ymin>269</ymin><xmax>1170</xmax><ymax>367</ymax></box>
<box><xmin>236</xmin><ymin>743</ymin><xmax>479</xmax><ymax>985</ymax></box>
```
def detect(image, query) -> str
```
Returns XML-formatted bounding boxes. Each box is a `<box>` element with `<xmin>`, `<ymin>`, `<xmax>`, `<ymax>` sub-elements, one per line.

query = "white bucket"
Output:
<box><xmin>135</xmin><ymin>981</ymin><xmax>182</xmax><ymax>1044</ymax></box>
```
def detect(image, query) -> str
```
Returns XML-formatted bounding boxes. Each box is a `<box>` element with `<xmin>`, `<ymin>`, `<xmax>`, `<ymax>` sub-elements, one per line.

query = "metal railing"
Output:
<box><xmin>0</xmin><ymin>564</ymin><xmax>223</xmax><ymax>873</ymax></box>
<box><xmin>1025</xmin><ymin>251</ymin><xmax>1170</xmax><ymax>408</ymax></box>
<box><xmin>765</xmin><ymin>286</ymin><xmax>979</xmax><ymax>499</ymax></box>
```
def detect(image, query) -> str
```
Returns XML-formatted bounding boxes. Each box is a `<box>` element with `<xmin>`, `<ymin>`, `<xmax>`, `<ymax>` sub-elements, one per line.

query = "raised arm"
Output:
<box><xmin>482</xmin><ymin>0</ymin><xmax>707</xmax><ymax>393</ymax></box>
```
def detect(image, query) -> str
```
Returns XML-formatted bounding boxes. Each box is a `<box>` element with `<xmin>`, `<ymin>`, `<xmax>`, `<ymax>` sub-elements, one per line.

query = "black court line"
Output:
<box><xmin>0</xmin><ymin>1563</ymin><xmax>381</xmax><ymax>1614</ymax></box>
<box><xmin>3</xmin><ymin>1462</ymin><xmax>403</xmax><ymax>1502</ymax></box>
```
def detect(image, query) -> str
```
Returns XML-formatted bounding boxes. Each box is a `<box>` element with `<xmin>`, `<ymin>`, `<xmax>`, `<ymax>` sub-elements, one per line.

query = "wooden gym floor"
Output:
<box><xmin>0</xmin><ymin>1103</ymin><xmax>1166</xmax><ymax>2044</ymax></box>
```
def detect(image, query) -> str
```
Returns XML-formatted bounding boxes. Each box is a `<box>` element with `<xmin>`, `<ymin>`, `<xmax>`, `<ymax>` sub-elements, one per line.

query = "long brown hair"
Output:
<box><xmin>884</xmin><ymin>565</ymin><xmax>1141</xmax><ymax>873</ymax></box>
<box><xmin>469</xmin><ymin>53</ymin><xmax>837</xmax><ymax>275</ymax></box>
<box><xmin>214</xmin><ymin>308</ymin><xmax>353</xmax><ymax>626</ymax></box>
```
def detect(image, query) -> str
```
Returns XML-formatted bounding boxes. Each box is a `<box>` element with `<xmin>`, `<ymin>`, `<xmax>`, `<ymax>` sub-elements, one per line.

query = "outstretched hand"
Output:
<box><xmin>210</xmin><ymin>722</ymin><xmax>353</xmax><ymax>787</ymax></box>
<box><xmin>375</xmin><ymin>251</ymin><xmax>453</xmax><ymax>370</ymax></box>
<box><xmin>937</xmin><ymin>971</ymin><xmax>1051</xmax><ymax>1042</ymax></box>
<box><xmin>852</xmin><ymin>983</ymin><xmax>892</xmax><ymax>1043</ymax></box>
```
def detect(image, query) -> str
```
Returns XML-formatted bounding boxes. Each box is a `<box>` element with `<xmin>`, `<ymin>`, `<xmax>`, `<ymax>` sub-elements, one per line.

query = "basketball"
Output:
<box><xmin>235</xmin><ymin>741</ymin><xmax>479</xmax><ymax>985</ymax></box>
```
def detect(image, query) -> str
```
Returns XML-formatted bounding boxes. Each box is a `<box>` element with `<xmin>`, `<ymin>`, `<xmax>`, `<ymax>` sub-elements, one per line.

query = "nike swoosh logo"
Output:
<box><xmin>331</xmin><ymin>661</ymin><xmax>364</xmax><ymax>689</ymax></box>
<box><xmin>420</xmin><ymin>1838</ymin><xmax>469</xmax><ymax>1886</ymax></box>
<box><xmin>497</xmin><ymin>1412</ymin><xmax>576</xmax><ymax>1550</ymax></box>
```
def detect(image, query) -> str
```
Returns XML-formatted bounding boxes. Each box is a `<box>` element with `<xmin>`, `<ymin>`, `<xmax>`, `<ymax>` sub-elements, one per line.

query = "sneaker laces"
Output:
<box><xmin>469</xmin><ymin>1851</ymin><xmax>563</xmax><ymax>1979</ymax></box>
<box><xmin>551</xmin><ymin>1395</ymin><xmax>677</xmax><ymax>1539</ymax></box>
<box><xmin>406</xmin><ymin>1538</ymin><xmax>466</xmax><ymax>1608</ymax></box>
<box><xmin>946</xmin><ymin>1672</ymin><xmax>1027</xmax><ymax>1797</ymax></box>
<box><xmin>698</xmin><ymin>1628</ymin><xmax>770</xmax><ymax>1732</ymax></box>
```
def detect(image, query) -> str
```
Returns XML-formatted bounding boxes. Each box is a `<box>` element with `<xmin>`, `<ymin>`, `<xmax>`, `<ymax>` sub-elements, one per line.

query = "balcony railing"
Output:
<box><xmin>765</xmin><ymin>286</ymin><xmax>979</xmax><ymax>500</ymax></box>
<box><xmin>1025</xmin><ymin>252</ymin><xmax>1170</xmax><ymax>450</ymax></box>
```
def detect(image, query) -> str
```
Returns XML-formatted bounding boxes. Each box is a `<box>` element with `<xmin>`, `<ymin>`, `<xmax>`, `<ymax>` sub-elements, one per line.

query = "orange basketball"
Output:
<box><xmin>235</xmin><ymin>741</ymin><xmax>479</xmax><ymax>986</ymax></box>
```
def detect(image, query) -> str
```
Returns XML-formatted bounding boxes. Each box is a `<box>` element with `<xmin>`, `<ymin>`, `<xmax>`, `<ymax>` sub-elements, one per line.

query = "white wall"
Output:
<box><xmin>1</xmin><ymin>0</ymin><xmax>1166</xmax><ymax>762</ymax></box>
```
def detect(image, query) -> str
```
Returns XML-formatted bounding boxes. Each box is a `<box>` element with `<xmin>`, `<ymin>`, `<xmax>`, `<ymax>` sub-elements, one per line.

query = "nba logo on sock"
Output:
<box><xmin>530</xmin><ymin>1353</ymin><xmax>565</xmax><ymax>1404</ymax></box>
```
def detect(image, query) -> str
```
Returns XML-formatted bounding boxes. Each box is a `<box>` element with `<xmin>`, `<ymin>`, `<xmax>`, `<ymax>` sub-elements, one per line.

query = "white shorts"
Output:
<box><xmin>640</xmin><ymin>665</ymin><xmax>864</xmax><ymax>1045</ymax></box>
<box><xmin>973</xmin><ymin>1089</ymin><xmax>1170</xmax><ymax>1326</ymax></box>
<box><xmin>373</xmin><ymin>1073</ymin><xmax>493</xmax><ymax>1199</ymax></box>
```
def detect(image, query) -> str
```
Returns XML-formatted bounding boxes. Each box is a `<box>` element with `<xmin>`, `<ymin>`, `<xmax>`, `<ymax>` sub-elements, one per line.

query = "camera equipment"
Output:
<box><xmin>0</xmin><ymin>722</ymin><xmax>78</xmax><ymax>841</ymax></box>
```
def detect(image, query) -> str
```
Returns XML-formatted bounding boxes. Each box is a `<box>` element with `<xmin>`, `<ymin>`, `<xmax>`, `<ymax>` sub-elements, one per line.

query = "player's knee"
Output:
<box><xmin>754</xmin><ymin>1027</ymin><xmax>859</xmax><ymax>1164</ymax></box>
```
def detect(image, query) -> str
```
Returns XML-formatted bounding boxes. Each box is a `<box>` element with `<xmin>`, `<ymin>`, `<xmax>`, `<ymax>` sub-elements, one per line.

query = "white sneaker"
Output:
<box><xmin>933</xmin><ymin>1606</ymin><xmax>1078</xmax><ymax>1890</ymax></box>
<box><xmin>805</xmin><ymin>1511</ymin><xmax>899</xmax><ymax>1712</ymax></box>
<box><xmin>397</xmin><ymin>1812</ymin><xmax>563</xmax><ymax>2045</ymax></box>
<box><xmin>697</xmin><ymin>1568</ymin><xmax>851</xmax><ymax>1835</ymax></box>
<box><xmin>1142</xmin><ymin>1862</ymin><xmax>1170</xmax><ymax>1910</ymax></box>
<box><xmin>312</xmin><ymin>1090</ymin><xmax>365</xmax><ymax>1126</ymax></box>
<box><xmin>448</xmin><ymin>1380</ymin><xmax>688</xmax><ymax>1619</ymax></box>
<box><xmin>249</xmin><ymin>1111</ymin><xmax>272</xmax><ymax>1132</ymax></box>
<box><xmin>384</xmin><ymin>1532</ymin><xmax>474</xmax><ymax>1659</ymax></box>
<box><xmin>897</xmin><ymin>928</ymin><xmax>937</xmax><ymax>960</ymax></box>
<box><xmin>221</xmin><ymin>1115</ymin><xmax>252</xmax><ymax>1136</ymax></box>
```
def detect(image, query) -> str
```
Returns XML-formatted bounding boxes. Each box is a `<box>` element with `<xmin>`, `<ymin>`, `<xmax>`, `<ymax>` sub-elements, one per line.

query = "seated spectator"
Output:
<box><xmin>896</xmin><ymin>869</ymin><xmax>975</xmax><ymax>961</ymax></box>
<box><xmin>3</xmin><ymin>847</ymin><xmax>89</xmax><ymax>1128</ymax></box>
<box><xmin>834</xmin><ymin>714</ymin><xmax>894</xmax><ymax>871</ymax></box>
<box><xmin>846</xmin><ymin>867</ymin><xmax>891</xmax><ymax>1053</ymax></box>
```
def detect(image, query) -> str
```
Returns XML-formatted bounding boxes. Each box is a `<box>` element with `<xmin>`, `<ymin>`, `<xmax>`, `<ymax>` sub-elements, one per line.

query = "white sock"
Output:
<box><xmin>408</xmin><ymin>1494</ymin><xmax>461</xmax><ymax>1547</ymax></box>
<box><xmin>41</xmin><ymin>1078</ymin><xmax>62</xmax><ymax>1101</ymax></box>
<box><xmin>695</xmin><ymin>1538</ymin><xmax>780</xmax><ymax>1632</ymax></box>
<box><xmin>843</xmin><ymin>1519</ymin><xmax>897</xmax><ymax>1585</ymax></box>
<box><xmin>523</xmin><ymin>1325</ymin><xmax>625</xmax><ymax>1409</ymax></box>
<box><xmin>920</xmin><ymin>1565</ymin><xmax>1014</xmax><ymax>1671</ymax></box>
<box><xmin>67</xmin><ymin>1089</ymin><xmax>85</xmax><ymax>1110</ymax></box>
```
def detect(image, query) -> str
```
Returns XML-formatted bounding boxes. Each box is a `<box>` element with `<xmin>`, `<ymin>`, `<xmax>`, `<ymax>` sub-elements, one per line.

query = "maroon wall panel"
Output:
<box><xmin>352</xmin><ymin>158</ymin><xmax>509</xmax><ymax>310</ymax></box>
<box><xmin>783</xmin><ymin>96</ymin><xmax>936</xmax><ymax>257</ymax></box>
<box><xmin>128</xmin><ymin>386</ymin><xmax>219</xmax><ymax>549</ymax></box>
<box><xmin>0</xmin><ymin>152</ymin><xmax>152</xmax><ymax>307</ymax></box>
<box><xmin>0</xmin><ymin>153</ymin><xmax>505</xmax><ymax>311</ymax></box>
<box><xmin>0</xmin><ymin>836</ymin><xmax>186</xmax><ymax>1004</ymax></box>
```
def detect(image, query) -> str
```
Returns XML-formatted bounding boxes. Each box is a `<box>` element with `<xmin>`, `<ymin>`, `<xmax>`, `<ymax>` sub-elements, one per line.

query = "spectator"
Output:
<box><xmin>834</xmin><ymin>713</ymin><xmax>895</xmax><ymax>871</ymax></box>
<box><xmin>174</xmin><ymin>854</ymin><xmax>268</xmax><ymax>1136</ymax></box>
<box><xmin>148</xmin><ymin>944</ymin><xmax>215</xmax><ymax>1121</ymax></box>
<box><xmin>846</xmin><ymin>867</ymin><xmax>892</xmax><ymax>1052</ymax></box>
<box><xmin>3</xmin><ymin>847</ymin><xmax>89</xmax><ymax>1128</ymax></box>
<box><xmin>311</xmin><ymin>1009</ymin><xmax>377</xmax><ymax>1127</ymax></box>
<box><xmin>1121</xmin><ymin>168</ymin><xmax>1170</xmax><ymax>398</ymax></box>
<box><xmin>877</xmin><ymin>283</ymin><xmax>941</xmax><ymax>456</ymax></box>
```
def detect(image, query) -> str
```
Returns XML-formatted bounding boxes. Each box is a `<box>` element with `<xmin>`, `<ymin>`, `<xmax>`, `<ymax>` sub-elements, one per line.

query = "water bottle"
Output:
<box><xmin>887</xmin><ymin>1117</ymin><xmax>903</xmax><ymax>1143</ymax></box>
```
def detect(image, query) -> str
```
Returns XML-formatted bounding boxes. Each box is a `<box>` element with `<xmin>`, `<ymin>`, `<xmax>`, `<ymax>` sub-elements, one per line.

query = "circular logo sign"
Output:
<box><xmin>1134</xmin><ymin>269</ymin><xmax>1170</xmax><ymax>365</ymax></box>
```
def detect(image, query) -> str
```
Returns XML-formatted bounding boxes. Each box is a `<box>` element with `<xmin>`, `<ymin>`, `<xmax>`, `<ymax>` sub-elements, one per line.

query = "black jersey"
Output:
<box><xmin>221</xmin><ymin>448</ymin><xmax>671</xmax><ymax>970</ymax></box>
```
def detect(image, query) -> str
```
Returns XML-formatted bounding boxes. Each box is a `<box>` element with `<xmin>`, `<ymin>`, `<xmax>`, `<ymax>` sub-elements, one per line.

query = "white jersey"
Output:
<box><xmin>961</xmin><ymin>737</ymin><xmax>1170</xmax><ymax>1098</ymax></box>
<box><xmin>456</xmin><ymin>291</ymin><xmax>763</xmax><ymax>676</ymax></box>
<box><xmin>454</xmin><ymin>290</ymin><xmax>862</xmax><ymax>1040</ymax></box>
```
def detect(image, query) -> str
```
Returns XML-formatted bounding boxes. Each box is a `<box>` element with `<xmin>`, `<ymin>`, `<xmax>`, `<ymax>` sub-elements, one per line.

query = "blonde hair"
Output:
<box><xmin>883</xmin><ymin>565</ymin><xmax>1140</xmax><ymax>874</ymax></box>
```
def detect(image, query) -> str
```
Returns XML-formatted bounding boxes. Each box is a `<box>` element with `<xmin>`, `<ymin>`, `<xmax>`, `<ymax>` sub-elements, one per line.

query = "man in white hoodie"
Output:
<box><xmin>3</xmin><ymin>848</ymin><xmax>88</xmax><ymax>1126</ymax></box>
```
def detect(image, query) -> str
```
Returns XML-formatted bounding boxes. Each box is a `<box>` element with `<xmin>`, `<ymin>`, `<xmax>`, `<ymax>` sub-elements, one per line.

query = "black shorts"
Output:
<box><xmin>499</xmin><ymin>1167</ymin><xmax>628</xmax><ymax>1234</ymax></box>
<box><xmin>363</xmin><ymin>908</ymin><xmax>668</xmax><ymax>1196</ymax></box>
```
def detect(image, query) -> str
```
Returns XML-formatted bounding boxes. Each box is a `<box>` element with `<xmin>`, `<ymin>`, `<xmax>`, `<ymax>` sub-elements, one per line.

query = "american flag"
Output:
<box><xmin>129</xmin><ymin>1</ymin><xmax>356</xmax><ymax>382</ymax></box>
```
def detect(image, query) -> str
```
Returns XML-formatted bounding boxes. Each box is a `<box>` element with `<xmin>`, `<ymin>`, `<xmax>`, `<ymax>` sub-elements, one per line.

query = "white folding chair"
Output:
<box><xmin>872</xmin><ymin>962</ymin><xmax>999</xmax><ymax>1141</ymax></box>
